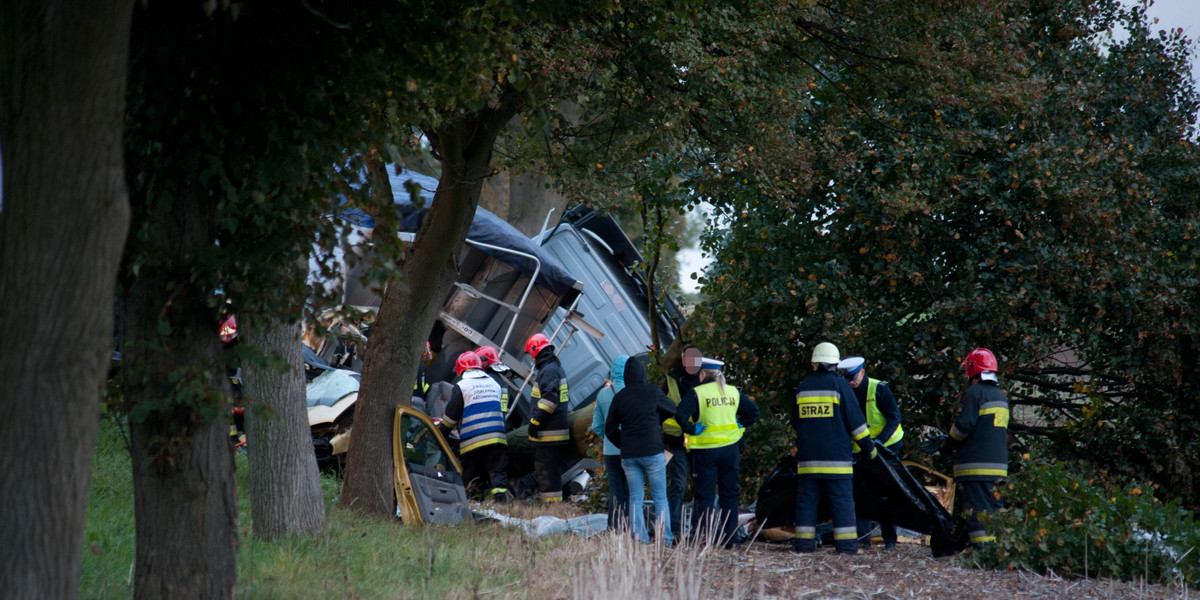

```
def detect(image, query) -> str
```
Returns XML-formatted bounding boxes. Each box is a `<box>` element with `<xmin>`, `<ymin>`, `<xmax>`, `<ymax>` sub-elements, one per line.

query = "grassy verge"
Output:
<box><xmin>80</xmin><ymin>417</ymin><xmax>601</xmax><ymax>599</ymax></box>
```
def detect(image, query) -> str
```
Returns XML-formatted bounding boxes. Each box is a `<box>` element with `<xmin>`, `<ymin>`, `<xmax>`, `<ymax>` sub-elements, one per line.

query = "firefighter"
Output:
<box><xmin>438</xmin><ymin>351</ymin><xmax>509</xmax><ymax>500</ymax></box>
<box><xmin>474</xmin><ymin>345</ymin><xmax>510</xmax><ymax>418</ymax></box>
<box><xmin>838</xmin><ymin>355</ymin><xmax>905</xmax><ymax>549</ymax></box>
<box><xmin>792</xmin><ymin>342</ymin><xmax>876</xmax><ymax>555</ymax></box>
<box><xmin>525</xmin><ymin>333</ymin><xmax>570</xmax><ymax>502</ymax></box>
<box><xmin>676</xmin><ymin>357</ymin><xmax>760</xmax><ymax>548</ymax></box>
<box><xmin>923</xmin><ymin>347</ymin><xmax>1009</xmax><ymax>546</ymax></box>
<box><xmin>660</xmin><ymin>343</ymin><xmax>703</xmax><ymax>541</ymax></box>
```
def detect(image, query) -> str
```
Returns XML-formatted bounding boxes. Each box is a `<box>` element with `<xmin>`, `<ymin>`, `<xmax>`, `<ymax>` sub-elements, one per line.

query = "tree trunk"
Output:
<box><xmin>129</xmin><ymin>409</ymin><xmax>237</xmax><ymax>599</ymax></box>
<box><xmin>481</xmin><ymin>169</ymin><xmax>568</xmax><ymax>237</ymax></box>
<box><xmin>505</xmin><ymin>170</ymin><xmax>569</xmax><ymax>236</ymax></box>
<box><xmin>0</xmin><ymin>1</ymin><xmax>133</xmax><ymax>597</ymax></box>
<box><xmin>120</xmin><ymin>186</ymin><xmax>237</xmax><ymax>599</ymax></box>
<box><xmin>243</xmin><ymin>317</ymin><xmax>325</xmax><ymax>539</ymax></box>
<box><xmin>342</xmin><ymin>96</ymin><xmax>523</xmax><ymax>516</ymax></box>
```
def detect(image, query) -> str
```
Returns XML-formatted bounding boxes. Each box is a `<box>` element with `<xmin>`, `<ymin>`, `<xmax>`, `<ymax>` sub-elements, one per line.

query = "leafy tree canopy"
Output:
<box><xmin>691</xmin><ymin>0</ymin><xmax>1200</xmax><ymax>504</ymax></box>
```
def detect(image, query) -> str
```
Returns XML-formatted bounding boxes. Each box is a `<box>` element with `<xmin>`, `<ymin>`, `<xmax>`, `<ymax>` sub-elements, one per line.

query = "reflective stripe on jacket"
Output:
<box><xmin>791</xmin><ymin>370</ymin><xmax>872</xmax><ymax>479</ymax></box>
<box><xmin>453</xmin><ymin>371</ymin><xmax>507</xmax><ymax>454</ymax></box>
<box><xmin>661</xmin><ymin>377</ymin><xmax>684</xmax><ymax>437</ymax></box>
<box><xmin>860</xmin><ymin>378</ymin><xmax>904</xmax><ymax>447</ymax></box>
<box><xmin>684</xmin><ymin>382</ymin><xmax>743</xmax><ymax>450</ymax></box>
<box><xmin>950</xmin><ymin>381</ymin><xmax>1009</xmax><ymax>481</ymax></box>
<box><xmin>528</xmin><ymin>351</ymin><xmax>570</xmax><ymax>446</ymax></box>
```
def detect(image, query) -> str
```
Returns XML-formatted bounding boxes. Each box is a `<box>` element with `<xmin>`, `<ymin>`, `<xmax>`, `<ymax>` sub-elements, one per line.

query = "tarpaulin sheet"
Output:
<box><xmin>388</xmin><ymin>166</ymin><xmax>581</xmax><ymax>298</ymax></box>
<box><xmin>754</xmin><ymin>443</ymin><xmax>968</xmax><ymax>556</ymax></box>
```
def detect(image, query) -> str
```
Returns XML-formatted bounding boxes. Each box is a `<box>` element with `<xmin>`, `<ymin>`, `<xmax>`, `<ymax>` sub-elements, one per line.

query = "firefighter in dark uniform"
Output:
<box><xmin>438</xmin><ymin>351</ymin><xmax>509</xmax><ymax>500</ymax></box>
<box><xmin>676</xmin><ymin>357</ymin><xmax>760</xmax><ymax>548</ymax></box>
<box><xmin>474</xmin><ymin>345</ymin><xmax>510</xmax><ymax>421</ymax></box>
<box><xmin>660</xmin><ymin>343</ymin><xmax>703</xmax><ymax>541</ymax></box>
<box><xmin>792</xmin><ymin>342</ymin><xmax>876</xmax><ymax>555</ymax></box>
<box><xmin>525</xmin><ymin>333</ymin><xmax>570</xmax><ymax>502</ymax></box>
<box><xmin>838</xmin><ymin>355</ymin><xmax>904</xmax><ymax>549</ymax></box>
<box><xmin>924</xmin><ymin>347</ymin><xmax>1009</xmax><ymax>545</ymax></box>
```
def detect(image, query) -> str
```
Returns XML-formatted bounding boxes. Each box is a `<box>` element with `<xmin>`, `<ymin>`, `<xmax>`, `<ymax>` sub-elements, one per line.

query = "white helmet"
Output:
<box><xmin>811</xmin><ymin>342</ymin><xmax>840</xmax><ymax>365</ymax></box>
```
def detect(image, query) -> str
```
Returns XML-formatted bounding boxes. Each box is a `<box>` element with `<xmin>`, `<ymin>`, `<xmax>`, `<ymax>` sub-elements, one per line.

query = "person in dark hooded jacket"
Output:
<box><xmin>606</xmin><ymin>356</ymin><xmax>677</xmax><ymax>545</ymax></box>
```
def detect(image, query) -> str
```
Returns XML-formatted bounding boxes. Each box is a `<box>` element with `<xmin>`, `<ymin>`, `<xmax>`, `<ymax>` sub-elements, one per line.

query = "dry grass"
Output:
<box><xmin>570</xmin><ymin>538</ymin><xmax>1193</xmax><ymax>599</ymax></box>
<box><xmin>484</xmin><ymin>498</ymin><xmax>1192</xmax><ymax>600</ymax></box>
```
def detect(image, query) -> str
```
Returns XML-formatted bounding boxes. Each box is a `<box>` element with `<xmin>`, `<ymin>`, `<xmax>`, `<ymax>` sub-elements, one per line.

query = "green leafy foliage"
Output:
<box><xmin>737</xmin><ymin>408</ymin><xmax>793</xmax><ymax>504</ymax></box>
<box><xmin>690</xmin><ymin>0</ymin><xmax>1200</xmax><ymax>506</ymax></box>
<box><xmin>976</xmin><ymin>461</ymin><xmax>1200</xmax><ymax>587</ymax></box>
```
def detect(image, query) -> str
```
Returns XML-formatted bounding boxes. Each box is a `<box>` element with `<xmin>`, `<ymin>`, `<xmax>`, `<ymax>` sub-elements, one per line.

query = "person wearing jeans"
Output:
<box><xmin>605</xmin><ymin>355</ymin><xmax>677</xmax><ymax>546</ymax></box>
<box><xmin>622</xmin><ymin>452</ymin><xmax>670</xmax><ymax>544</ymax></box>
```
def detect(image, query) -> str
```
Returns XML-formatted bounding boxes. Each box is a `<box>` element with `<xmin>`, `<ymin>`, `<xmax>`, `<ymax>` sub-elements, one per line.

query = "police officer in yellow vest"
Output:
<box><xmin>838</xmin><ymin>356</ymin><xmax>904</xmax><ymax>549</ymax></box>
<box><xmin>675</xmin><ymin>358</ymin><xmax>759</xmax><ymax>548</ymax></box>
<box><xmin>660</xmin><ymin>344</ymin><xmax>703</xmax><ymax>541</ymax></box>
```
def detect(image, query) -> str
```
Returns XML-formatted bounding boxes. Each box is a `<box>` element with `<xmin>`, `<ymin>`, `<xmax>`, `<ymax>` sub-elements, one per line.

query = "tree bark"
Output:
<box><xmin>120</xmin><ymin>186</ymin><xmax>237</xmax><ymax>599</ymax></box>
<box><xmin>482</xmin><ymin>169</ymin><xmax>568</xmax><ymax>237</ymax></box>
<box><xmin>129</xmin><ymin>408</ymin><xmax>237</xmax><ymax>600</ymax></box>
<box><xmin>243</xmin><ymin>317</ymin><xmax>325</xmax><ymax>539</ymax></box>
<box><xmin>0</xmin><ymin>1</ymin><xmax>133</xmax><ymax>597</ymax></box>
<box><xmin>342</xmin><ymin>95</ymin><xmax>523</xmax><ymax>516</ymax></box>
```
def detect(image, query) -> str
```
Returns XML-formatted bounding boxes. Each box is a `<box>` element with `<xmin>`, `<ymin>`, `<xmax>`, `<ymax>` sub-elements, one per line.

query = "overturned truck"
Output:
<box><xmin>307</xmin><ymin>166</ymin><xmax>684</xmax><ymax>503</ymax></box>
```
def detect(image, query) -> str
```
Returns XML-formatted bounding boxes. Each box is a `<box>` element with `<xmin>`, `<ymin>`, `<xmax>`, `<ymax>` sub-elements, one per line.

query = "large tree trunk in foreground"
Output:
<box><xmin>120</xmin><ymin>187</ymin><xmax>237</xmax><ymax>599</ymax></box>
<box><xmin>129</xmin><ymin>408</ymin><xmax>236</xmax><ymax>599</ymax></box>
<box><xmin>342</xmin><ymin>96</ymin><xmax>523</xmax><ymax>516</ymax></box>
<box><xmin>243</xmin><ymin>317</ymin><xmax>325</xmax><ymax>539</ymax></box>
<box><xmin>0</xmin><ymin>1</ymin><xmax>133</xmax><ymax>597</ymax></box>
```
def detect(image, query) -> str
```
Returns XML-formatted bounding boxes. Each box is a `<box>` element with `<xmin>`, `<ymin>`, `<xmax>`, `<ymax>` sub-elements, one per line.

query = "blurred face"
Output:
<box><xmin>847</xmin><ymin>370</ymin><xmax>865</xmax><ymax>388</ymax></box>
<box><xmin>683</xmin><ymin>346</ymin><xmax>703</xmax><ymax>375</ymax></box>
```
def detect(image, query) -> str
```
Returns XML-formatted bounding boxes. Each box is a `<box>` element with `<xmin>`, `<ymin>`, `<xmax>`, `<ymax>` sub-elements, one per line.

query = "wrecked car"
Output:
<box><xmin>306</xmin><ymin>165</ymin><xmax>685</xmax><ymax>501</ymax></box>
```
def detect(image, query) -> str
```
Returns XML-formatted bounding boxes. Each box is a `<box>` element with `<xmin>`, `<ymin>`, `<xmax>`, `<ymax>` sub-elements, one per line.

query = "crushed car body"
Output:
<box><xmin>304</xmin><ymin>166</ymin><xmax>684</xmax><ymax>506</ymax></box>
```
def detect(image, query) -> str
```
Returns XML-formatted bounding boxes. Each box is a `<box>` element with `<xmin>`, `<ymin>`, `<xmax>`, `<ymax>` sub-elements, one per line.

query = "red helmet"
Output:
<box><xmin>218</xmin><ymin>315</ymin><xmax>238</xmax><ymax>343</ymax></box>
<box><xmin>962</xmin><ymin>348</ymin><xmax>998</xmax><ymax>379</ymax></box>
<box><xmin>475</xmin><ymin>345</ymin><xmax>500</xmax><ymax>368</ymax></box>
<box><xmin>525</xmin><ymin>333</ymin><xmax>551</xmax><ymax>358</ymax></box>
<box><xmin>455</xmin><ymin>351</ymin><xmax>482</xmax><ymax>377</ymax></box>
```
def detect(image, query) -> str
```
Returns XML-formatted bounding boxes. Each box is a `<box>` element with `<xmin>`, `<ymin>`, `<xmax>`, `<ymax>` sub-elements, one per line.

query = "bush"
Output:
<box><xmin>973</xmin><ymin>460</ymin><xmax>1200</xmax><ymax>587</ymax></box>
<box><xmin>738</xmin><ymin>408</ymin><xmax>793</xmax><ymax>505</ymax></box>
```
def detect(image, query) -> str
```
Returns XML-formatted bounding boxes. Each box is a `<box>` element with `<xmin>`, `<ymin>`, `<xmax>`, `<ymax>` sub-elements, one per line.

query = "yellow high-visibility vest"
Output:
<box><xmin>684</xmin><ymin>382</ymin><xmax>743</xmax><ymax>450</ymax></box>
<box><xmin>864</xmin><ymin>378</ymin><xmax>903</xmax><ymax>447</ymax></box>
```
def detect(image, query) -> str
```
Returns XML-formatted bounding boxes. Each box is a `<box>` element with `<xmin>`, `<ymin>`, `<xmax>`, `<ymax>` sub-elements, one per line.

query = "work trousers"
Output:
<box><xmin>665</xmin><ymin>440</ymin><xmax>689</xmax><ymax>540</ymax></box>
<box><xmin>794</xmin><ymin>477</ymin><xmax>857</xmax><ymax>554</ymax></box>
<box><xmin>460</xmin><ymin>443</ymin><xmax>508</xmax><ymax>499</ymax></box>
<box><xmin>960</xmin><ymin>479</ymin><xmax>1002</xmax><ymax>544</ymax></box>
<box><xmin>603</xmin><ymin>454</ymin><xmax>629</xmax><ymax>530</ymax></box>
<box><xmin>533</xmin><ymin>444</ymin><xmax>564</xmax><ymax>502</ymax></box>
<box><xmin>856</xmin><ymin>441</ymin><xmax>902</xmax><ymax>547</ymax></box>
<box><xmin>689</xmin><ymin>444</ymin><xmax>740</xmax><ymax>546</ymax></box>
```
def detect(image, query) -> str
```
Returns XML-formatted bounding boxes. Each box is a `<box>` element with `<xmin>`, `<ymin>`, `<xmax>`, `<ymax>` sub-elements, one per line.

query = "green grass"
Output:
<box><xmin>80</xmin><ymin>415</ymin><xmax>136</xmax><ymax>598</ymax></box>
<box><xmin>80</xmin><ymin>417</ymin><xmax>589</xmax><ymax>599</ymax></box>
